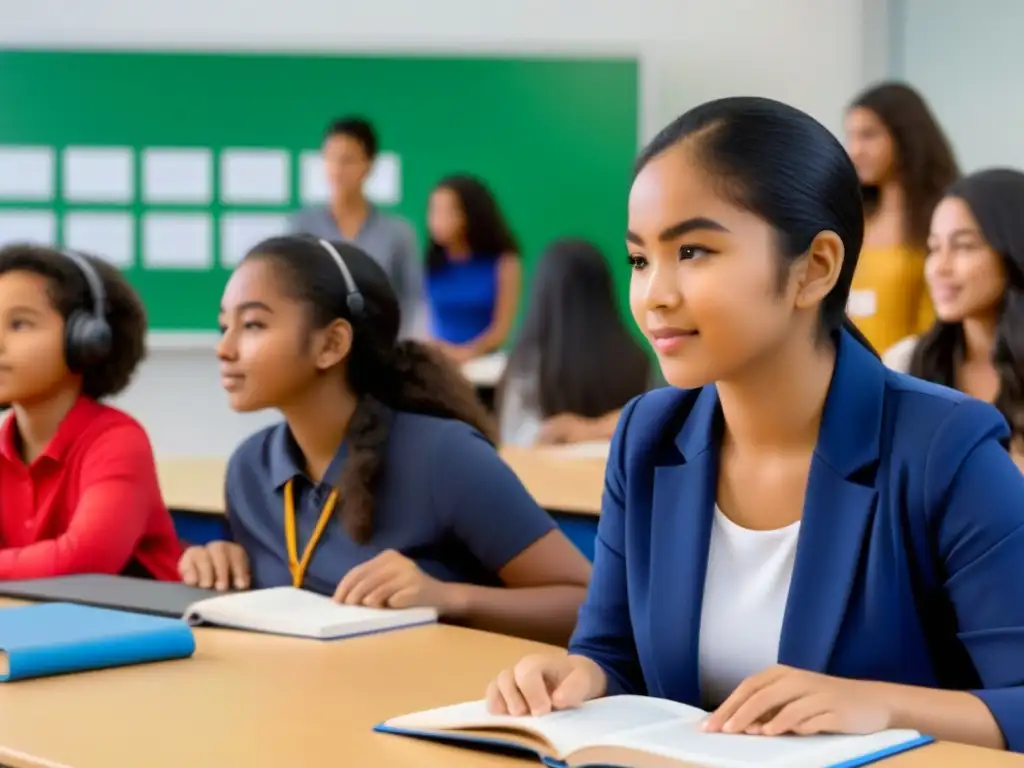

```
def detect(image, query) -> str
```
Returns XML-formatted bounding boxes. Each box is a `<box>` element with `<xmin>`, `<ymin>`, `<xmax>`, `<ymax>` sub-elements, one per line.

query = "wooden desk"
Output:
<box><xmin>497</xmin><ymin>446</ymin><xmax>604</xmax><ymax>516</ymax></box>
<box><xmin>157</xmin><ymin>457</ymin><xmax>227</xmax><ymax>515</ymax></box>
<box><xmin>0</xmin><ymin>602</ymin><xmax>1014</xmax><ymax>768</ymax></box>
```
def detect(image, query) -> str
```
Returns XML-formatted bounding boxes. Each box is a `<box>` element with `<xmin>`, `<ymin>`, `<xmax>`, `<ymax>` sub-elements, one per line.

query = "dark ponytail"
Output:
<box><xmin>339</xmin><ymin>340</ymin><xmax>497</xmax><ymax>542</ymax></box>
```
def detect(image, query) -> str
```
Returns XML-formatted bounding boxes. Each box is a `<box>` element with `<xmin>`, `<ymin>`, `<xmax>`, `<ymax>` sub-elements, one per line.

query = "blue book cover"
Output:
<box><xmin>0</xmin><ymin>602</ymin><xmax>196</xmax><ymax>681</ymax></box>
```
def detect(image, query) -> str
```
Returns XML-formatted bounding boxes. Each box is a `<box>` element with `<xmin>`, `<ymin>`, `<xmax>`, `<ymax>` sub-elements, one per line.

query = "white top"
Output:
<box><xmin>882</xmin><ymin>335</ymin><xmax>918</xmax><ymax>373</ymax></box>
<box><xmin>461</xmin><ymin>352</ymin><xmax>507</xmax><ymax>387</ymax></box>
<box><xmin>698</xmin><ymin>505</ymin><xmax>801</xmax><ymax>709</ymax></box>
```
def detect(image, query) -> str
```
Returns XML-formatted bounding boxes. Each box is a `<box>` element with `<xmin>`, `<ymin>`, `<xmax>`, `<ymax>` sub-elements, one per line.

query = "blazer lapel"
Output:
<box><xmin>778</xmin><ymin>332</ymin><xmax>886</xmax><ymax>673</ymax></box>
<box><xmin>647</xmin><ymin>387</ymin><xmax>721</xmax><ymax>705</ymax></box>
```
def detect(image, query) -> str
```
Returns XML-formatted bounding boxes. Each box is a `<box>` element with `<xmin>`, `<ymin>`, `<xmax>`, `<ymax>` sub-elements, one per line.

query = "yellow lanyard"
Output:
<box><xmin>283</xmin><ymin>479</ymin><xmax>339</xmax><ymax>589</ymax></box>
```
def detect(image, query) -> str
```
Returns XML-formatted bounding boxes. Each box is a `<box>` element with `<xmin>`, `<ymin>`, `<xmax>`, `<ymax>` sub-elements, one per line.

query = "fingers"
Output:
<box><xmin>716</xmin><ymin>671</ymin><xmax>804</xmax><ymax>735</ymax></box>
<box><xmin>703</xmin><ymin>665</ymin><xmax>789</xmax><ymax>733</ymax></box>
<box><xmin>189</xmin><ymin>548</ymin><xmax>216</xmax><ymax>589</ymax></box>
<box><xmin>496</xmin><ymin>668</ymin><xmax>531</xmax><ymax>717</ymax></box>
<box><xmin>760</xmin><ymin>693</ymin><xmax>833</xmax><ymax>736</ymax></box>
<box><xmin>335</xmin><ymin>565</ymin><xmax>395</xmax><ymax>605</ymax></box>
<box><xmin>333</xmin><ymin>557</ymin><xmax>376</xmax><ymax>603</ymax></box>
<box><xmin>515</xmin><ymin>659</ymin><xmax>555</xmax><ymax>716</ymax></box>
<box><xmin>178</xmin><ymin>548</ymin><xmax>201</xmax><ymax>586</ymax></box>
<box><xmin>207</xmin><ymin>542</ymin><xmax>235</xmax><ymax>591</ymax></box>
<box><xmin>485</xmin><ymin>678</ymin><xmax>509</xmax><ymax>715</ymax></box>
<box><xmin>225</xmin><ymin>544</ymin><xmax>251</xmax><ymax>590</ymax></box>
<box><xmin>550</xmin><ymin>665</ymin><xmax>592</xmax><ymax>710</ymax></box>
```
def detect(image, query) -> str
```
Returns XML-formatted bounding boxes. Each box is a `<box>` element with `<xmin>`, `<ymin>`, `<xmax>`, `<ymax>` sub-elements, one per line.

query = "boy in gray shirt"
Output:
<box><xmin>289</xmin><ymin>117</ymin><xmax>424</xmax><ymax>336</ymax></box>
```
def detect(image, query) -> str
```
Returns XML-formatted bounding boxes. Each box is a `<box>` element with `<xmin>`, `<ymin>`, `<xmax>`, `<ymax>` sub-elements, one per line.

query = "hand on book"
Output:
<box><xmin>332</xmin><ymin>549</ymin><xmax>451</xmax><ymax>612</ymax></box>
<box><xmin>179</xmin><ymin>542</ymin><xmax>251</xmax><ymax>591</ymax></box>
<box><xmin>485</xmin><ymin>653</ymin><xmax>608</xmax><ymax>716</ymax></box>
<box><xmin>701</xmin><ymin>664</ymin><xmax>893</xmax><ymax>737</ymax></box>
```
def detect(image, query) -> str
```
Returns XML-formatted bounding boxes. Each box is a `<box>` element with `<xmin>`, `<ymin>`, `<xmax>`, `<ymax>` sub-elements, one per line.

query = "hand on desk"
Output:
<box><xmin>333</xmin><ymin>549</ymin><xmax>451</xmax><ymax>612</ymax></box>
<box><xmin>179</xmin><ymin>541</ymin><xmax>251</xmax><ymax>591</ymax></box>
<box><xmin>485</xmin><ymin>654</ymin><xmax>607</xmax><ymax>716</ymax></box>
<box><xmin>701</xmin><ymin>665</ymin><xmax>892</xmax><ymax>736</ymax></box>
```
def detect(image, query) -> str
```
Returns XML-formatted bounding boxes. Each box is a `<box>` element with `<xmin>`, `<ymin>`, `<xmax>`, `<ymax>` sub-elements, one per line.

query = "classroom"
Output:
<box><xmin>0</xmin><ymin>0</ymin><xmax>1023</xmax><ymax>765</ymax></box>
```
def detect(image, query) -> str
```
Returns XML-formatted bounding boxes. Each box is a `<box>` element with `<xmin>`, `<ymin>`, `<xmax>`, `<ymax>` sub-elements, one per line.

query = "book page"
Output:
<box><xmin>594</xmin><ymin>719</ymin><xmax>922</xmax><ymax>768</ymax></box>
<box><xmin>189</xmin><ymin>587</ymin><xmax>429</xmax><ymax>635</ymax></box>
<box><xmin>388</xmin><ymin>696</ymin><xmax>705</xmax><ymax>756</ymax></box>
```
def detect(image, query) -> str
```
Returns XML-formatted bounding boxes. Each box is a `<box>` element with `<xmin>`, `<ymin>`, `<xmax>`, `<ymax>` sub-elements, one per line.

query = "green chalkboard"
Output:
<box><xmin>0</xmin><ymin>50</ymin><xmax>638</xmax><ymax>332</ymax></box>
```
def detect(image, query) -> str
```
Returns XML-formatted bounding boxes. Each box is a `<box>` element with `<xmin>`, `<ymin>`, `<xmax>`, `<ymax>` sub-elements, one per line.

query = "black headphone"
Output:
<box><xmin>317</xmin><ymin>239</ymin><xmax>365</xmax><ymax>318</ymax></box>
<box><xmin>61</xmin><ymin>250</ymin><xmax>113</xmax><ymax>371</ymax></box>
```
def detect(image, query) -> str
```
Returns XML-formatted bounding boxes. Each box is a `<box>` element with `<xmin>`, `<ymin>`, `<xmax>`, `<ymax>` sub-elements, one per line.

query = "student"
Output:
<box><xmin>0</xmin><ymin>245</ymin><xmax>182</xmax><ymax>580</ymax></box>
<box><xmin>288</xmin><ymin>116</ymin><xmax>423</xmax><ymax>337</ymax></box>
<box><xmin>844</xmin><ymin>82</ymin><xmax>959</xmax><ymax>352</ymax></box>
<box><xmin>179</xmin><ymin>235</ymin><xmax>590</xmax><ymax>644</ymax></box>
<box><xmin>485</xmin><ymin>97</ymin><xmax>1024</xmax><ymax>752</ymax></box>
<box><xmin>424</xmin><ymin>175</ymin><xmax>520</xmax><ymax>363</ymax></box>
<box><xmin>884</xmin><ymin>168</ymin><xmax>1024</xmax><ymax>471</ymax></box>
<box><xmin>497</xmin><ymin>238</ymin><xmax>652</xmax><ymax>446</ymax></box>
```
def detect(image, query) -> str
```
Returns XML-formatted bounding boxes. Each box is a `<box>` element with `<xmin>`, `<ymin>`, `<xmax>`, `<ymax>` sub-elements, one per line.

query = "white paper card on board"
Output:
<box><xmin>63</xmin><ymin>212</ymin><xmax>135</xmax><ymax>268</ymax></box>
<box><xmin>143</xmin><ymin>148</ymin><xmax>212</xmax><ymax>204</ymax></box>
<box><xmin>142</xmin><ymin>213</ymin><xmax>212</xmax><ymax>269</ymax></box>
<box><xmin>220</xmin><ymin>213</ymin><xmax>288</xmax><ymax>267</ymax></box>
<box><xmin>220</xmin><ymin>149</ymin><xmax>290</xmax><ymax>204</ymax></box>
<box><xmin>364</xmin><ymin>152</ymin><xmax>401</xmax><ymax>205</ymax></box>
<box><xmin>0</xmin><ymin>146</ymin><xmax>54</xmax><ymax>200</ymax></box>
<box><xmin>847</xmin><ymin>290</ymin><xmax>877</xmax><ymax>318</ymax></box>
<box><xmin>299</xmin><ymin>150</ymin><xmax>329</xmax><ymax>205</ymax></box>
<box><xmin>0</xmin><ymin>211</ymin><xmax>56</xmax><ymax>247</ymax></box>
<box><xmin>63</xmin><ymin>147</ymin><xmax>134</xmax><ymax>203</ymax></box>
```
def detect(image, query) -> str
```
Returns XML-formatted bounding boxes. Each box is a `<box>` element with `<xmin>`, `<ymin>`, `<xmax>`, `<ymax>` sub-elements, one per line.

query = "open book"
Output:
<box><xmin>376</xmin><ymin>696</ymin><xmax>932</xmax><ymax>768</ymax></box>
<box><xmin>184</xmin><ymin>586</ymin><xmax>437</xmax><ymax>640</ymax></box>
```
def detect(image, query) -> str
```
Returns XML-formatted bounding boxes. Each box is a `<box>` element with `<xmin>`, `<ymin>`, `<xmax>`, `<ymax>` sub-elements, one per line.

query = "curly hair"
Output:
<box><xmin>849</xmin><ymin>82</ymin><xmax>960</xmax><ymax>250</ymax></box>
<box><xmin>247</xmin><ymin>235</ymin><xmax>495</xmax><ymax>543</ymax></box>
<box><xmin>909</xmin><ymin>169</ymin><xmax>1024</xmax><ymax>443</ymax></box>
<box><xmin>0</xmin><ymin>244</ymin><xmax>146</xmax><ymax>399</ymax></box>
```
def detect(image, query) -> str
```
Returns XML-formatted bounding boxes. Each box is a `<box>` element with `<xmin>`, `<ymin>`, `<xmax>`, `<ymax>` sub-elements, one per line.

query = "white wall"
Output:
<box><xmin>892</xmin><ymin>0</ymin><xmax>1024</xmax><ymax>173</ymax></box>
<box><xmin>1</xmin><ymin>0</ymin><xmax>886</xmax><ymax>457</ymax></box>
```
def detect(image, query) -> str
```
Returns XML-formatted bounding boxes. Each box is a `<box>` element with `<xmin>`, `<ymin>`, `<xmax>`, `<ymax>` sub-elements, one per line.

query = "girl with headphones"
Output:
<box><xmin>178</xmin><ymin>236</ymin><xmax>590</xmax><ymax>645</ymax></box>
<box><xmin>0</xmin><ymin>244</ymin><xmax>182</xmax><ymax>581</ymax></box>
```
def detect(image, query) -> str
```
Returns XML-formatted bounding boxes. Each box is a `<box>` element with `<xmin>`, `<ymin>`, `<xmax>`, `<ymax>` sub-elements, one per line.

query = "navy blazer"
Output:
<box><xmin>568</xmin><ymin>330</ymin><xmax>1024</xmax><ymax>751</ymax></box>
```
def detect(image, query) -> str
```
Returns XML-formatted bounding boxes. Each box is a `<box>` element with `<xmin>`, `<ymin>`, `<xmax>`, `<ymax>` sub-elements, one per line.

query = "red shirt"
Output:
<box><xmin>0</xmin><ymin>397</ymin><xmax>182</xmax><ymax>581</ymax></box>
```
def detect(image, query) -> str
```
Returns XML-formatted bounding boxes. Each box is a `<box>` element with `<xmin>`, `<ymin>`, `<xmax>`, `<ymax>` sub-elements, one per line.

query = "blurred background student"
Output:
<box><xmin>289</xmin><ymin>116</ymin><xmax>423</xmax><ymax>337</ymax></box>
<box><xmin>884</xmin><ymin>168</ymin><xmax>1024</xmax><ymax>471</ymax></box>
<box><xmin>844</xmin><ymin>82</ymin><xmax>960</xmax><ymax>353</ymax></box>
<box><xmin>424</xmin><ymin>175</ymin><xmax>521</xmax><ymax>364</ymax></box>
<box><xmin>497</xmin><ymin>239</ymin><xmax>652</xmax><ymax>446</ymax></box>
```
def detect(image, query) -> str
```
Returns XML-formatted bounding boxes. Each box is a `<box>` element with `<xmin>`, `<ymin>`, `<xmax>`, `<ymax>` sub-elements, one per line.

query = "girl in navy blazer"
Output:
<box><xmin>486</xmin><ymin>97</ymin><xmax>1024</xmax><ymax>752</ymax></box>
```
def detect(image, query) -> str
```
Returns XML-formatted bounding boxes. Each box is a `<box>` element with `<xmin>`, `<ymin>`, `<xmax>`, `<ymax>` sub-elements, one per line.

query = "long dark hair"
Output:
<box><xmin>909</xmin><ymin>168</ymin><xmax>1024</xmax><ymax>440</ymax></box>
<box><xmin>425</xmin><ymin>174</ymin><xmax>519</xmax><ymax>272</ymax></box>
<box><xmin>245</xmin><ymin>235</ymin><xmax>496</xmax><ymax>543</ymax></box>
<box><xmin>849</xmin><ymin>82</ymin><xmax>960</xmax><ymax>250</ymax></box>
<box><xmin>636</xmin><ymin>96</ymin><xmax>877</xmax><ymax>355</ymax></box>
<box><xmin>499</xmin><ymin>238</ymin><xmax>650</xmax><ymax>420</ymax></box>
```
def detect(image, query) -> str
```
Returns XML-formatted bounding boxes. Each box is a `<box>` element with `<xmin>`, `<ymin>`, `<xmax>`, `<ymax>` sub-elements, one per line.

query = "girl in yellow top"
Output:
<box><xmin>844</xmin><ymin>82</ymin><xmax>959</xmax><ymax>352</ymax></box>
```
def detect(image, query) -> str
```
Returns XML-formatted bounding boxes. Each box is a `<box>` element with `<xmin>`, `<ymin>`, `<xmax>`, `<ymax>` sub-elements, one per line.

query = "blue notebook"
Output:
<box><xmin>375</xmin><ymin>696</ymin><xmax>934</xmax><ymax>768</ymax></box>
<box><xmin>0</xmin><ymin>602</ymin><xmax>196</xmax><ymax>682</ymax></box>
